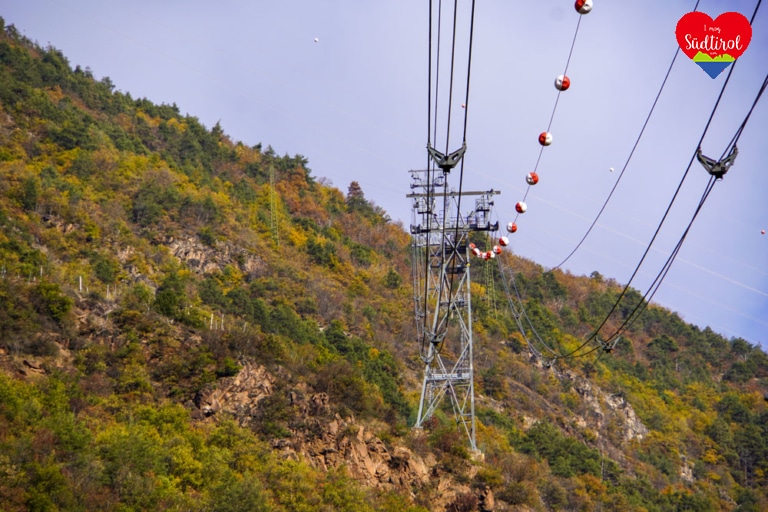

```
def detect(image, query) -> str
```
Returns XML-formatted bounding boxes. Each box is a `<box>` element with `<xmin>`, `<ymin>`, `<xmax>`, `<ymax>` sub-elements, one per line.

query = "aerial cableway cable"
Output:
<box><xmin>491</xmin><ymin>3</ymin><xmax>590</xmax><ymax>362</ymax></box>
<box><xmin>499</xmin><ymin>0</ymin><xmax>764</xmax><ymax>364</ymax></box>
<box><xmin>515</xmin><ymin>13</ymin><xmax>584</xmax><ymax>215</ymax></box>
<box><xmin>551</xmin><ymin>0</ymin><xmax>702</xmax><ymax>271</ymax></box>
<box><xmin>574</xmin><ymin>0</ymin><xmax>765</xmax><ymax>354</ymax></box>
<box><xmin>483</xmin><ymin>4</ymin><xmax>590</xmax><ymax>364</ymax></box>
<box><xmin>418</xmin><ymin>0</ymin><xmax>478</xmax><ymax>363</ymax></box>
<box><xmin>560</xmin><ymin>31</ymin><xmax>765</xmax><ymax>360</ymax></box>
<box><xmin>596</xmin><ymin>72</ymin><xmax>768</xmax><ymax>347</ymax></box>
<box><xmin>495</xmin><ymin>254</ymin><xmax>559</xmax><ymax>361</ymax></box>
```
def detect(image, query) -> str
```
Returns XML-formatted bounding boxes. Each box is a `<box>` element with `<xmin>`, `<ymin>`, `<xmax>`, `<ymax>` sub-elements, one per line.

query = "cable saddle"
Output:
<box><xmin>427</xmin><ymin>142</ymin><xmax>467</xmax><ymax>172</ymax></box>
<box><xmin>696</xmin><ymin>145</ymin><xmax>738</xmax><ymax>180</ymax></box>
<box><xmin>597</xmin><ymin>336</ymin><xmax>620</xmax><ymax>353</ymax></box>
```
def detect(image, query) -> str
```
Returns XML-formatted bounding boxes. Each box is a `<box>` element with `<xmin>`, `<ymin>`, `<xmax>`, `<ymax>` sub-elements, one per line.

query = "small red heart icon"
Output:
<box><xmin>676</xmin><ymin>12</ymin><xmax>752</xmax><ymax>60</ymax></box>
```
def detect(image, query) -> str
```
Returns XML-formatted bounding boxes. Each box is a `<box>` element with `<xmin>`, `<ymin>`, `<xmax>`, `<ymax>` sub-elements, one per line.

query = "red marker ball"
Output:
<box><xmin>526</xmin><ymin>172</ymin><xmax>539</xmax><ymax>185</ymax></box>
<box><xmin>538</xmin><ymin>132</ymin><xmax>552</xmax><ymax>146</ymax></box>
<box><xmin>516</xmin><ymin>201</ymin><xmax>528</xmax><ymax>214</ymax></box>
<box><xmin>575</xmin><ymin>0</ymin><xmax>593</xmax><ymax>14</ymax></box>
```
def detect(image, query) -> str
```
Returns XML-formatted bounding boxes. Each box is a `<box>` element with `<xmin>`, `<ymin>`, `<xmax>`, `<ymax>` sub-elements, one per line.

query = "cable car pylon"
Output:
<box><xmin>408</xmin><ymin>169</ymin><xmax>499</xmax><ymax>453</ymax></box>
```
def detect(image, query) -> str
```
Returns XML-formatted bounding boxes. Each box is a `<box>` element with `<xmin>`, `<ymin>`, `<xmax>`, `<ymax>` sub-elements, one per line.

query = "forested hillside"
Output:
<box><xmin>1</xmin><ymin>18</ymin><xmax>767</xmax><ymax>511</ymax></box>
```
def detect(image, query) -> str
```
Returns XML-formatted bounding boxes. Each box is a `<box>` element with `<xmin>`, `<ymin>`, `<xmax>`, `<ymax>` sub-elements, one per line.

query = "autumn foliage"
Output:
<box><xmin>0</xmin><ymin>19</ymin><xmax>766</xmax><ymax>511</ymax></box>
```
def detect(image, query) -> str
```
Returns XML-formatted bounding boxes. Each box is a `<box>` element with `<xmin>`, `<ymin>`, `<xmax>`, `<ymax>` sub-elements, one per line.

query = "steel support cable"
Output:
<box><xmin>445</xmin><ymin>0</ymin><xmax>477</xmax><ymax>306</ymax></box>
<box><xmin>551</xmin><ymin>0</ymin><xmax>701</xmax><ymax>270</ymax></box>
<box><xmin>600</xmin><ymin>72</ymin><xmax>768</xmax><ymax>342</ymax></box>
<box><xmin>606</xmin><ymin>179</ymin><xmax>716</xmax><ymax>340</ymax></box>
<box><xmin>437</xmin><ymin>0</ymin><xmax>461</xmax><ymax>326</ymax></box>
<box><xmin>443</xmin><ymin>0</ymin><xmax>461</xmax><ymax>155</ymax></box>
<box><xmin>514</xmin><ymin>14</ymin><xmax>583</xmax><ymax>215</ymax></box>
<box><xmin>502</xmin><ymin>1</ymin><xmax>761</xmax><ymax>365</ymax></box>
<box><xmin>495</xmin><ymin>253</ymin><xmax>561</xmax><ymax>358</ymax></box>
<box><xmin>460</xmin><ymin>0</ymin><xmax>477</xmax><ymax>144</ymax></box>
<box><xmin>559</xmin><ymin>40</ymin><xmax>755</xmax><ymax>360</ymax></box>
<box><xmin>420</xmin><ymin>0</ymin><xmax>478</xmax><ymax>360</ymax></box>
<box><xmin>508</xmin><ymin>268</ymin><xmax>557</xmax><ymax>356</ymax></box>
<box><xmin>495</xmin><ymin>255</ymin><xmax>545</xmax><ymax>359</ymax></box>
<box><xmin>578</xmin><ymin>0</ymin><xmax>767</xmax><ymax>359</ymax></box>
<box><xmin>718</xmin><ymin>73</ymin><xmax>768</xmax><ymax>160</ymax></box>
<box><xmin>420</xmin><ymin>0</ymin><xmax>441</xmax><ymax>362</ymax></box>
<box><xmin>552</xmin><ymin>0</ymin><xmax>768</xmax><ymax>274</ymax></box>
<box><xmin>422</xmin><ymin>0</ymin><xmax>453</xmax><ymax>359</ymax></box>
<box><xmin>443</xmin><ymin>0</ymin><xmax>475</xmax><ymax>332</ymax></box>
<box><xmin>494</xmin><ymin>10</ymin><xmax>587</xmax><ymax>361</ymax></box>
<box><xmin>502</xmin><ymin>1</ymin><xmax>684</xmax><ymax>362</ymax></box>
<box><xmin>451</xmin><ymin>0</ymin><xmax>478</xmax><ymax>225</ymax></box>
<box><xmin>427</xmin><ymin>0</ymin><xmax>443</xmax><ymax>148</ymax></box>
<box><xmin>576</xmin><ymin>0</ymin><xmax>764</xmax><ymax>347</ymax></box>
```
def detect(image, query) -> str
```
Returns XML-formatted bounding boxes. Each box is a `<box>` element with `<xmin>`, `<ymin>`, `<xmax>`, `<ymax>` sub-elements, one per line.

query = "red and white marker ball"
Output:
<box><xmin>526</xmin><ymin>172</ymin><xmax>539</xmax><ymax>185</ymax></box>
<box><xmin>575</xmin><ymin>0</ymin><xmax>593</xmax><ymax>14</ymax></box>
<box><xmin>499</xmin><ymin>236</ymin><xmax>509</xmax><ymax>247</ymax></box>
<box><xmin>473</xmin><ymin>247</ymin><xmax>482</xmax><ymax>256</ymax></box>
<box><xmin>538</xmin><ymin>132</ymin><xmax>552</xmax><ymax>146</ymax></box>
<box><xmin>507</xmin><ymin>222</ymin><xmax>518</xmax><ymax>233</ymax></box>
<box><xmin>515</xmin><ymin>201</ymin><xmax>528</xmax><ymax>214</ymax></box>
<box><xmin>555</xmin><ymin>74</ymin><xmax>571</xmax><ymax>91</ymax></box>
<box><xmin>493</xmin><ymin>245</ymin><xmax>502</xmax><ymax>255</ymax></box>
<box><xmin>762</xmin><ymin>229</ymin><xmax>766</xmax><ymax>235</ymax></box>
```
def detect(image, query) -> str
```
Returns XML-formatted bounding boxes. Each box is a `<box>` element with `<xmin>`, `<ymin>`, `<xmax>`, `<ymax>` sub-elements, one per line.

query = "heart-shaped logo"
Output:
<box><xmin>675</xmin><ymin>11</ymin><xmax>752</xmax><ymax>78</ymax></box>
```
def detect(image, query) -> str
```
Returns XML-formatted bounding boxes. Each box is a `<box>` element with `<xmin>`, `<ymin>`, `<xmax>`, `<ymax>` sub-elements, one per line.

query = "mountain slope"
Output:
<box><xmin>1</xmin><ymin>19</ymin><xmax>767</xmax><ymax>511</ymax></box>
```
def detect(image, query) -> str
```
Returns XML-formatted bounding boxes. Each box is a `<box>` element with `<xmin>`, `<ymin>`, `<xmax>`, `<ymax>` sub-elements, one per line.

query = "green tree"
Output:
<box><xmin>32</xmin><ymin>281</ymin><xmax>73</xmax><ymax>324</ymax></box>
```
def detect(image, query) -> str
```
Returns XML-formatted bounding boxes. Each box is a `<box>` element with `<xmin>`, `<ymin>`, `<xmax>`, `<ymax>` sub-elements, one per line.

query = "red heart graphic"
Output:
<box><xmin>675</xmin><ymin>11</ymin><xmax>752</xmax><ymax>60</ymax></box>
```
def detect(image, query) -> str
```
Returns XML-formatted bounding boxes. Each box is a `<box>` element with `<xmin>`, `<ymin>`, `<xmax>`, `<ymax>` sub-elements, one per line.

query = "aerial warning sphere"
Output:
<box><xmin>555</xmin><ymin>75</ymin><xmax>571</xmax><ymax>91</ymax></box>
<box><xmin>507</xmin><ymin>222</ymin><xmax>518</xmax><ymax>233</ymax></box>
<box><xmin>762</xmin><ymin>229</ymin><xmax>766</xmax><ymax>235</ymax></box>
<box><xmin>515</xmin><ymin>201</ymin><xmax>528</xmax><ymax>214</ymax></box>
<box><xmin>461</xmin><ymin>103</ymin><xmax>466</xmax><ymax>109</ymax></box>
<box><xmin>493</xmin><ymin>245</ymin><xmax>502</xmax><ymax>255</ymax></box>
<box><xmin>575</xmin><ymin>0</ymin><xmax>593</xmax><ymax>14</ymax></box>
<box><xmin>526</xmin><ymin>172</ymin><xmax>539</xmax><ymax>185</ymax></box>
<box><xmin>469</xmin><ymin>242</ymin><xmax>476</xmax><ymax>250</ymax></box>
<box><xmin>314</xmin><ymin>37</ymin><xmax>319</xmax><ymax>43</ymax></box>
<box><xmin>538</xmin><ymin>132</ymin><xmax>552</xmax><ymax>146</ymax></box>
<box><xmin>472</xmin><ymin>247</ymin><xmax>482</xmax><ymax>256</ymax></box>
<box><xmin>499</xmin><ymin>236</ymin><xmax>509</xmax><ymax>247</ymax></box>
<box><xmin>609</xmin><ymin>167</ymin><xmax>615</xmax><ymax>172</ymax></box>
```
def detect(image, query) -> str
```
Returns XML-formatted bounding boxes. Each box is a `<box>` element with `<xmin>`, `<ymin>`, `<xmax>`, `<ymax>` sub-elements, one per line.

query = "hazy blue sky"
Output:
<box><xmin>3</xmin><ymin>1</ymin><xmax>767</xmax><ymax>348</ymax></box>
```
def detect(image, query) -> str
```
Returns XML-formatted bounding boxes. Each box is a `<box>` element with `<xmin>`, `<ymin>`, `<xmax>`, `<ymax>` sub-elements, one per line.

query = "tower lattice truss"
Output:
<box><xmin>408</xmin><ymin>169</ymin><xmax>499</xmax><ymax>452</ymax></box>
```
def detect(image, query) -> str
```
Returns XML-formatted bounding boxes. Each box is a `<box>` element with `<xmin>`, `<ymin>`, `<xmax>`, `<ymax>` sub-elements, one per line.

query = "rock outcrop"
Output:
<box><xmin>564</xmin><ymin>368</ymin><xmax>648</xmax><ymax>442</ymax></box>
<box><xmin>190</xmin><ymin>361</ymin><xmax>493</xmax><ymax>510</ymax></box>
<box><xmin>164</xmin><ymin>235</ymin><xmax>265</xmax><ymax>277</ymax></box>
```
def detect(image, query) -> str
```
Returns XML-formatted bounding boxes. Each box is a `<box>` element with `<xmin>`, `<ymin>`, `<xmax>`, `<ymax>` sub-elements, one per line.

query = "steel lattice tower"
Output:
<box><xmin>408</xmin><ymin>169</ymin><xmax>499</xmax><ymax>452</ymax></box>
